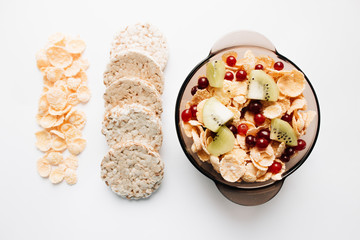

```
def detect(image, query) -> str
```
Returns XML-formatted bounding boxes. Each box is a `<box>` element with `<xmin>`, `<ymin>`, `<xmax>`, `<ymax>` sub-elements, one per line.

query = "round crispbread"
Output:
<box><xmin>104</xmin><ymin>77</ymin><xmax>163</xmax><ymax>116</ymax></box>
<box><xmin>101</xmin><ymin>141</ymin><xmax>164</xmax><ymax>199</ymax></box>
<box><xmin>102</xmin><ymin>104</ymin><xmax>163</xmax><ymax>150</ymax></box>
<box><xmin>110</xmin><ymin>23</ymin><xmax>168</xmax><ymax>70</ymax></box>
<box><xmin>104</xmin><ymin>50</ymin><xmax>164</xmax><ymax>94</ymax></box>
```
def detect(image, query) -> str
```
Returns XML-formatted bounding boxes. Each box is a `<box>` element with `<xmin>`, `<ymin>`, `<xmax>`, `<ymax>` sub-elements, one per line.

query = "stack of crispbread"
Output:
<box><xmin>101</xmin><ymin>23</ymin><xmax>168</xmax><ymax>200</ymax></box>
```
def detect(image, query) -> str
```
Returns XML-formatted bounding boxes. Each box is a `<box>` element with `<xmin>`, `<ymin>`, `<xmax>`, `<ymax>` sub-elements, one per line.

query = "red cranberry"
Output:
<box><xmin>296</xmin><ymin>139</ymin><xmax>306</xmax><ymax>151</ymax></box>
<box><xmin>248</xmin><ymin>101</ymin><xmax>262</xmax><ymax>113</ymax></box>
<box><xmin>224</xmin><ymin>71</ymin><xmax>234</xmax><ymax>81</ymax></box>
<box><xmin>226</xmin><ymin>56</ymin><xmax>236</xmax><ymax>67</ymax></box>
<box><xmin>191</xmin><ymin>86</ymin><xmax>198</xmax><ymax>96</ymax></box>
<box><xmin>198</xmin><ymin>77</ymin><xmax>209</xmax><ymax>89</ymax></box>
<box><xmin>254</xmin><ymin>113</ymin><xmax>266</xmax><ymax>125</ymax></box>
<box><xmin>280</xmin><ymin>154</ymin><xmax>290</xmax><ymax>162</ymax></box>
<box><xmin>269</xmin><ymin>162</ymin><xmax>282</xmax><ymax>174</ymax></box>
<box><xmin>189</xmin><ymin>105</ymin><xmax>197</xmax><ymax>118</ymax></box>
<box><xmin>228</xmin><ymin>125</ymin><xmax>238</xmax><ymax>135</ymax></box>
<box><xmin>238</xmin><ymin>124</ymin><xmax>249</xmax><ymax>136</ymax></box>
<box><xmin>256</xmin><ymin>138</ymin><xmax>269</xmax><ymax>148</ymax></box>
<box><xmin>257</xmin><ymin>129</ymin><xmax>270</xmax><ymax>140</ymax></box>
<box><xmin>255</xmin><ymin>64</ymin><xmax>264</xmax><ymax>70</ymax></box>
<box><xmin>245</xmin><ymin>135</ymin><xmax>257</xmax><ymax>147</ymax></box>
<box><xmin>274</xmin><ymin>61</ymin><xmax>284</xmax><ymax>71</ymax></box>
<box><xmin>284</xmin><ymin>147</ymin><xmax>295</xmax><ymax>156</ymax></box>
<box><xmin>181</xmin><ymin>109</ymin><xmax>192</xmax><ymax>122</ymax></box>
<box><xmin>236</xmin><ymin>70</ymin><xmax>247</xmax><ymax>81</ymax></box>
<box><xmin>281</xmin><ymin>113</ymin><xmax>292</xmax><ymax>123</ymax></box>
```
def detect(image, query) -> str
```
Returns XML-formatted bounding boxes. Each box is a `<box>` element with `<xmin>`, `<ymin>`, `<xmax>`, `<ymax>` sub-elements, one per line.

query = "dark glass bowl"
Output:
<box><xmin>175</xmin><ymin>31</ymin><xmax>320</xmax><ymax>205</ymax></box>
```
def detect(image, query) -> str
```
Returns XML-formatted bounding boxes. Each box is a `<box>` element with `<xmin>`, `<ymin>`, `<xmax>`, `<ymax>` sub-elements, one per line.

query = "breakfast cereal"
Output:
<box><xmin>181</xmin><ymin>50</ymin><xmax>316</xmax><ymax>183</ymax></box>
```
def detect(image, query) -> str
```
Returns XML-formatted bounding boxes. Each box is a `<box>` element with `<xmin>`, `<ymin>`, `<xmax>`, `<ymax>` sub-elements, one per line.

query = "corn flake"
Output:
<box><xmin>64</xmin><ymin>60</ymin><xmax>81</xmax><ymax>77</ymax></box>
<box><xmin>66</xmin><ymin>77</ymin><xmax>81</xmax><ymax>91</ymax></box>
<box><xmin>46</xmin><ymin>67</ymin><xmax>64</xmax><ymax>83</ymax></box>
<box><xmin>66</xmin><ymin>109</ymin><xmax>86</xmax><ymax>129</ymax></box>
<box><xmin>60</xmin><ymin>123</ymin><xmax>82</xmax><ymax>139</ymax></box>
<box><xmin>46</xmin><ymin>46</ymin><xmax>73</xmax><ymax>68</ymax></box>
<box><xmin>277</xmin><ymin>69</ymin><xmax>305</xmax><ymax>97</ymax></box>
<box><xmin>263</xmin><ymin>102</ymin><xmax>282</xmax><ymax>119</ymax></box>
<box><xmin>48</xmin><ymin>32</ymin><xmax>66</xmax><ymax>46</ymax></box>
<box><xmin>67</xmin><ymin>138</ymin><xmax>86</xmax><ymax>155</ymax></box>
<box><xmin>37</xmin><ymin>158</ymin><xmax>51</xmax><ymax>178</ymax></box>
<box><xmin>45</xmin><ymin>151</ymin><xmax>64</xmax><ymax>166</ymax></box>
<box><xmin>256</xmin><ymin>55</ymin><xmax>274</xmax><ymax>69</ymax></box>
<box><xmin>36</xmin><ymin>49</ymin><xmax>50</xmax><ymax>70</ymax></box>
<box><xmin>49</xmin><ymin>167</ymin><xmax>65</xmax><ymax>184</ymax></box>
<box><xmin>51</xmin><ymin>134</ymin><xmax>67</xmax><ymax>152</ymax></box>
<box><xmin>64</xmin><ymin>168</ymin><xmax>77</xmax><ymax>185</ymax></box>
<box><xmin>220</xmin><ymin>155</ymin><xmax>246</xmax><ymax>182</ymax></box>
<box><xmin>66</xmin><ymin>39</ymin><xmax>86</xmax><ymax>54</ymax></box>
<box><xmin>64</xmin><ymin>155</ymin><xmax>79</xmax><ymax>169</ymax></box>
<box><xmin>35</xmin><ymin>130</ymin><xmax>52</xmax><ymax>152</ymax></box>
<box><xmin>39</xmin><ymin>113</ymin><xmax>58</xmax><ymax>129</ymax></box>
<box><xmin>46</xmin><ymin>87</ymin><xmax>67</xmax><ymax>110</ymax></box>
<box><xmin>77</xmin><ymin>85</ymin><xmax>91</xmax><ymax>103</ymax></box>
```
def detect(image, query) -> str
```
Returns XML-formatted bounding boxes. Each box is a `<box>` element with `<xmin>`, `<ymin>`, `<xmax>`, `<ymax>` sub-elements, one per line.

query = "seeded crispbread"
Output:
<box><xmin>102</xmin><ymin>103</ymin><xmax>163</xmax><ymax>150</ymax></box>
<box><xmin>101</xmin><ymin>141</ymin><xmax>164</xmax><ymax>199</ymax></box>
<box><xmin>110</xmin><ymin>23</ymin><xmax>168</xmax><ymax>70</ymax></box>
<box><xmin>104</xmin><ymin>50</ymin><xmax>164</xmax><ymax>94</ymax></box>
<box><xmin>103</xmin><ymin>77</ymin><xmax>163</xmax><ymax>116</ymax></box>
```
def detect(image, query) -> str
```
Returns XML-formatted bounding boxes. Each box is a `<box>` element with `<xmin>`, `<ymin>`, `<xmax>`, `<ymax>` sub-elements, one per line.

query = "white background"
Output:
<box><xmin>0</xmin><ymin>0</ymin><xmax>359</xmax><ymax>239</ymax></box>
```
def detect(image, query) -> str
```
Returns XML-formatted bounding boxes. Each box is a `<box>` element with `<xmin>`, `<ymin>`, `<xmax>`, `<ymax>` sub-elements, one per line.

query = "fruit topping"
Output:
<box><xmin>190</xmin><ymin>105</ymin><xmax>197</xmax><ymax>118</ymax></box>
<box><xmin>248</xmin><ymin>101</ymin><xmax>262</xmax><ymax>113</ymax></box>
<box><xmin>202</xmin><ymin>97</ymin><xmax>234</xmax><ymax>132</ymax></box>
<box><xmin>296</xmin><ymin>139</ymin><xmax>306</xmax><ymax>151</ymax></box>
<box><xmin>274</xmin><ymin>61</ymin><xmax>284</xmax><ymax>71</ymax></box>
<box><xmin>270</xmin><ymin>118</ymin><xmax>298</xmax><ymax>146</ymax></box>
<box><xmin>198</xmin><ymin>77</ymin><xmax>209</xmax><ymax>89</ymax></box>
<box><xmin>257</xmin><ymin>129</ymin><xmax>270</xmax><ymax>140</ymax></box>
<box><xmin>224</xmin><ymin>71</ymin><xmax>234</xmax><ymax>81</ymax></box>
<box><xmin>268</xmin><ymin>162</ymin><xmax>282</xmax><ymax>174</ymax></box>
<box><xmin>206</xmin><ymin>60</ymin><xmax>226</xmax><ymax>88</ymax></box>
<box><xmin>238</xmin><ymin>123</ymin><xmax>249</xmax><ymax>136</ymax></box>
<box><xmin>207</xmin><ymin>126</ymin><xmax>235</xmax><ymax>157</ymax></box>
<box><xmin>247</xmin><ymin>70</ymin><xmax>279</xmax><ymax>101</ymax></box>
<box><xmin>228</xmin><ymin>125</ymin><xmax>237</xmax><ymax>135</ymax></box>
<box><xmin>236</xmin><ymin>70</ymin><xmax>247</xmax><ymax>81</ymax></box>
<box><xmin>280</xmin><ymin>154</ymin><xmax>290</xmax><ymax>162</ymax></box>
<box><xmin>254</xmin><ymin>113</ymin><xmax>266</xmax><ymax>125</ymax></box>
<box><xmin>245</xmin><ymin>135</ymin><xmax>257</xmax><ymax>147</ymax></box>
<box><xmin>191</xmin><ymin>86</ymin><xmax>198</xmax><ymax>95</ymax></box>
<box><xmin>181</xmin><ymin>109</ymin><xmax>192</xmax><ymax>122</ymax></box>
<box><xmin>256</xmin><ymin>138</ymin><xmax>269</xmax><ymax>148</ymax></box>
<box><xmin>284</xmin><ymin>147</ymin><xmax>295</xmax><ymax>156</ymax></box>
<box><xmin>255</xmin><ymin>64</ymin><xmax>263</xmax><ymax>70</ymax></box>
<box><xmin>281</xmin><ymin>113</ymin><xmax>292</xmax><ymax>123</ymax></box>
<box><xmin>226</xmin><ymin>56</ymin><xmax>236</xmax><ymax>67</ymax></box>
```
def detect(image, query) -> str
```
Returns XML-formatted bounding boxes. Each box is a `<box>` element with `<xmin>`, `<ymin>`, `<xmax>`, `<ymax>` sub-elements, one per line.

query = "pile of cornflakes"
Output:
<box><xmin>182</xmin><ymin>50</ymin><xmax>316</xmax><ymax>183</ymax></box>
<box><xmin>35</xmin><ymin>33</ymin><xmax>90</xmax><ymax>185</ymax></box>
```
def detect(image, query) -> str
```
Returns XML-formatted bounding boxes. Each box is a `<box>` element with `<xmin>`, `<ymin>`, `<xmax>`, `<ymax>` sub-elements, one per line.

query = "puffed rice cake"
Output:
<box><xmin>102</xmin><ymin>103</ymin><xmax>163</xmax><ymax>151</ymax></box>
<box><xmin>104</xmin><ymin>50</ymin><xmax>164</xmax><ymax>94</ymax></box>
<box><xmin>110</xmin><ymin>23</ymin><xmax>169</xmax><ymax>70</ymax></box>
<box><xmin>101</xmin><ymin>141</ymin><xmax>164</xmax><ymax>199</ymax></box>
<box><xmin>103</xmin><ymin>77</ymin><xmax>163</xmax><ymax>116</ymax></box>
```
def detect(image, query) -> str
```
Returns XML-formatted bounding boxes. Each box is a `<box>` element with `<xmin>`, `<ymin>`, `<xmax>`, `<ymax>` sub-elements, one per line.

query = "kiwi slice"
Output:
<box><xmin>202</xmin><ymin>97</ymin><xmax>234</xmax><ymax>132</ymax></box>
<box><xmin>206</xmin><ymin>60</ymin><xmax>226</xmax><ymax>88</ymax></box>
<box><xmin>207</xmin><ymin>126</ymin><xmax>235</xmax><ymax>157</ymax></box>
<box><xmin>247</xmin><ymin>70</ymin><xmax>279</xmax><ymax>101</ymax></box>
<box><xmin>270</xmin><ymin>118</ymin><xmax>298</xmax><ymax>146</ymax></box>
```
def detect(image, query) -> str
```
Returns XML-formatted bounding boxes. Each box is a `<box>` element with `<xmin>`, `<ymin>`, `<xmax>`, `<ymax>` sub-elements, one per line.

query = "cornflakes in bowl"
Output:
<box><xmin>175</xmin><ymin>31</ymin><xmax>320</xmax><ymax>205</ymax></box>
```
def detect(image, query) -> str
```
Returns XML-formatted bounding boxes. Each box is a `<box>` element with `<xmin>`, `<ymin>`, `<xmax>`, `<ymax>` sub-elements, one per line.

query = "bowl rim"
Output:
<box><xmin>175</xmin><ymin>47</ymin><xmax>321</xmax><ymax>189</ymax></box>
